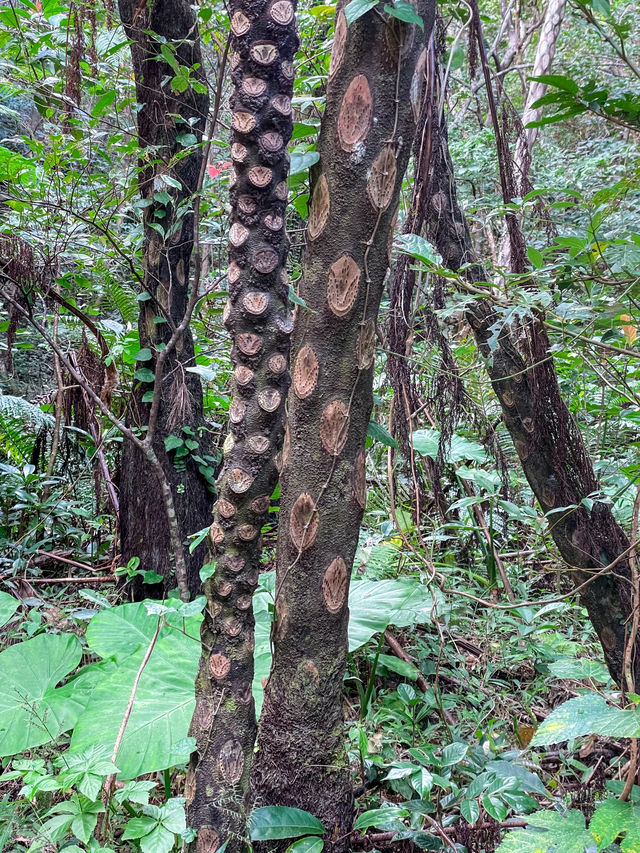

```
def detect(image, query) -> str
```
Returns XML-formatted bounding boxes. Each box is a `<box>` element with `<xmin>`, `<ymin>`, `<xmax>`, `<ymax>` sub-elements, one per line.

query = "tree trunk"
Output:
<box><xmin>252</xmin><ymin>1</ymin><xmax>435</xmax><ymax>845</ymax></box>
<box><xmin>186</xmin><ymin>3</ymin><xmax>298</xmax><ymax>850</ymax></box>
<box><xmin>499</xmin><ymin>0</ymin><xmax>567</xmax><ymax>270</ymax></box>
<box><xmin>117</xmin><ymin>0</ymin><xmax>213</xmax><ymax>600</ymax></box>
<box><xmin>421</xmin><ymin>53</ymin><xmax>636</xmax><ymax>687</ymax></box>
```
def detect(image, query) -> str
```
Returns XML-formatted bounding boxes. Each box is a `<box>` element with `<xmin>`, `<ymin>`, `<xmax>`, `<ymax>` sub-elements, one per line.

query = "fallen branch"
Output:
<box><xmin>18</xmin><ymin>575</ymin><xmax>113</xmax><ymax>584</ymax></box>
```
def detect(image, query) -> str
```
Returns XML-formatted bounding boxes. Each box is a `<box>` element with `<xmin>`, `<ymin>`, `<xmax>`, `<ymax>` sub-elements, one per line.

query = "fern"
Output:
<box><xmin>0</xmin><ymin>395</ymin><xmax>55</xmax><ymax>463</ymax></box>
<box><xmin>102</xmin><ymin>279</ymin><xmax>138</xmax><ymax>325</ymax></box>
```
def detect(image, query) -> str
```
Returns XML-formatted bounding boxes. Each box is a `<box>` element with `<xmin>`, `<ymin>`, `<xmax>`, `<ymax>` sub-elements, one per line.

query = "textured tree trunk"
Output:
<box><xmin>421</xmin><ymin>58</ymin><xmax>636</xmax><ymax>688</ymax></box>
<box><xmin>499</xmin><ymin>0</ymin><xmax>567</xmax><ymax>270</ymax></box>
<box><xmin>117</xmin><ymin>0</ymin><xmax>213</xmax><ymax>599</ymax></box>
<box><xmin>186</xmin><ymin>2</ymin><xmax>298</xmax><ymax>850</ymax></box>
<box><xmin>251</xmin><ymin>2</ymin><xmax>436</xmax><ymax>845</ymax></box>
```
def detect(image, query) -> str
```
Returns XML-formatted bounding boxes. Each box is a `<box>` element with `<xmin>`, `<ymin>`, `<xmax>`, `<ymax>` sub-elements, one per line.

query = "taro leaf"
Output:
<box><xmin>70</xmin><ymin>603</ymin><xmax>201</xmax><ymax>778</ymax></box>
<box><xmin>0</xmin><ymin>590</ymin><xmax>18</xmax><ymax>628</ymax></box>
<box><xmin>252</xmin><ymin>575</ymin><xmax>441</xmax><ymax>713</ymax></box>
<box><xmin>496</xmin><ymin>809</ymin><xmax>595</xmax><ymax>853</ymax></box>
<box><xmin>412</xmin><ymin>428</ymin><xmax>487</xmax><ymax>464</ymax></box>
<box><xmin>0</xmin><ymin>633</ymin><xmax>84</xmax><ymax>756</ymax></box>
<box><xmin>347</xmin><ymin>578</ymin><xmax>441</xmax><ymax>651</ymax></box>
<box><xmin>548</xmin><ymin>657</ymin><xmax>611</xmax><ymax>684</ymax></box>
<box><xmin>531</xmin><ymin>693</ymin><xmax>640</xmax><ymax>747</ymax></box>
<box><xmin>249</xmin><ymin>806</ymin><xmax>325</xmax><ymax>841</ymax></box>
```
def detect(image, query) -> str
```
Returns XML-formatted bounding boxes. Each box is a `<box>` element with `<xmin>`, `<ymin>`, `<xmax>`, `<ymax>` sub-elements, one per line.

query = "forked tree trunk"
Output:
<box><xmin>186</xmin><ymin>2</ymin><xmax>298</xmax><ymax>850</ymax></box>
<box><xmin>252</xmin><ymin>1</ymin><xmax>436</xmax><ymax>844</ymax></box>
<box><xmin>422</xmin><ymin>59</ymin><xmax>636</xmax><ymax>687</ymax></box>
<box><xmin>117</xmin><ymin>0</ymin><xmax>212</xmax><ymax>599</ymax></box>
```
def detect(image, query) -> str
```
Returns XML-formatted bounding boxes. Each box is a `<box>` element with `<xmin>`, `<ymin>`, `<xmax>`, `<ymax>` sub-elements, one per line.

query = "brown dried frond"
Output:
<box><xmin>167</xmin><ymin>367</ymin><xmax>194</xmax><ymax>431</ymax></box>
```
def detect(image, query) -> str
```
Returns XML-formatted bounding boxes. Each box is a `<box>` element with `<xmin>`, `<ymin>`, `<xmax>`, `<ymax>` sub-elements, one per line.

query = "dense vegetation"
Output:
<box><xmin>1</xmin><ymin>0</ymin><xmax>640</xmax><ymax>850</ymax></box>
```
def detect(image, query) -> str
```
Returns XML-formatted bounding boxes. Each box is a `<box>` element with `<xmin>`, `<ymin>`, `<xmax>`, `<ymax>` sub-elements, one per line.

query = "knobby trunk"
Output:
<box><xmin>186</xmin><ymin>1</ymin><xmax>298</xmax><ymax>849</ymax></box>
<box><xmin>252</xmin><ymin>1</ymin><xmax>436</xmax><ymax>845</ymax></box>
<box><xmin>117</xmin><ymin>0</ymin><xmax>212</xmax><ymax>599</ymax></box>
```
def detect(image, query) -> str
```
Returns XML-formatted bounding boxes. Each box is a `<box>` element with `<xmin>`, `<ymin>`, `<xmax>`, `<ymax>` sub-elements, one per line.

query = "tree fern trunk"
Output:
<box><xmin>117</xmin><ymin>0</ymin><xmax>213</xmax><ymax>599</ymax></box>
<box><xmin>251</xmin><ymin>2</ymin><xmax>435</xmax><ymax>845</ymax></box>
<box><xmin>186</xmin><ymin>3</ymin><xmax>298</xmax><ymax>850</ymax></box>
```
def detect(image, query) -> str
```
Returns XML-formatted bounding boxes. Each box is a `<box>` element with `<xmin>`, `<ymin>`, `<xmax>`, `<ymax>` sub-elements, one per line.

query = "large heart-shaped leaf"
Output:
<box><xmin>70</xmin><ymin>603</ymin><xmax>201</xmax><ymax>779</ymax></box>
<box><xmin>0</xmin><ymin>633</ymin><xmax>83</xmax><ymax>756</ymax></box>
<box><xmin>0</xmin><ymin>590</ymin><xmax>19</xmax><ymax>628</ymax></box>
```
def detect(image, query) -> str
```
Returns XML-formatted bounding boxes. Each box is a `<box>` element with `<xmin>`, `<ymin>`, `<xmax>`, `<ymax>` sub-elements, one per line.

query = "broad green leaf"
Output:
<box><xmin>441</xmin><ymin>742</ymin><xmax>468</xmax><ymax>767</ymax></box>
<box><xmin>71</xmin><ymin>604</ymin><xmax>201</xmax><ymax>778</ymax></box>
<box><xmin>497</xmin><ymin>809</ymin><xmax>594</xmax><ymax>853</ymax></box>
<box><xmin>134</xmin><ymin>368</ymin><xmax>155</xmax><ymax>383</ymax></box>
<box><xmin>395</xmin><ymin>233</ymin><xmax>441</xmax><ymax>265</ymax></box>
<box><xmin>344</xmin><ymin>0</ymin><xmax>377</xmax><ymax>25</ymax></box>
<box><xmin>529</xmin><ymin>73</ymin><xmax>579</xmax><ymax>94</ymax></box>
<box><xmin>353</xmin><ymin>806</ymin><xmax>409</xmax><ymax>831</ymax></box>
<box><xmin>548</xmin><ymin>657</ymin><xmax>611</xmax><ymax>683</ymax></box>
<box><xmin>460</xmin><ymin>798</ymin><xmax>479</xmax><ymax>824</ymax></box>
<box><xmin>412</xmin><ymin>428</ymin><xmax>487</xmax><ymax>463</ymax></box>
<box><xmin>164</xmin><ymin>435</ymin><xmax>184</xmax><ymax>452</ymax></box>
<box><xmin>485</xmin><ymin>760</ymin><xmax>547</xmax><ymax>796</ymax></box>
<box><xmin>249</xmin><ymin>806</ymin><xmax>325</xmax><ymax>841</ymax></box>
<box><xmin>377</xmin><ymin>653</ymin><xmax>419</xmax><ymax>680</ymax></box>
<box><xmin>0</xmin><ymin>590</ymin><xmax>18</xmax><ymax>628</ymax></box>
<box><xmin>532</xmin><ymin>693</ymin><xmax>640</xmax><ymax>746</ymax></box>
<box><xmin>589</xmin><ymin>798</ymin><xmax>629</xmax><ymax>850</ymax></box>
<box><xmin>367</xmin><ymin>419</ymin><xmax>398</xmax><ymax>448</ymax></box>
<box><xmin>384</xmin><ymin>0</ymin><xmax>423</xmax><ymax>29</ymax></box>
<box><xmin>289</xmin><ymin>150</ymin><xmax>319</xmax><ymax>177</ymax></box>
<box><xmin>92</xmin><ymin>90</ymin><xmax>116</xmax><ymax>117</ymax></box>
<box><xmin>286</xmin><ymin>837</ymin><xmax>324</xmax><ymax>853</ymax></box>
<box><xmin>0</xmin><ymin>633</ymin><xmax>83</xmax><ymax>756</ymax></box>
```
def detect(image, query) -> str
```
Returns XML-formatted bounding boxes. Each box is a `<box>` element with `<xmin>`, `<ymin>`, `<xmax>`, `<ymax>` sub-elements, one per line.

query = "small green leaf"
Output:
<box><xmin>135</xmin><ymin>368</ymin><xmax>155</xmax><ymax>383</ymax></box>
<box><xmin>134</xmin><ymin>348</ymin><xmax>153</xmax><ymax>361</ymax></box>
<box><xmin>142</xmin><ymin>390</ymin><xmax>155</xmax><ymax>403</ymax></box>
<box><xmin>0</xmin><ymin>591</ymin><xmax>18</xmax><ymax>628</ymax></box>
<box><xmin>164</xmin><ymin>435</ymin><xmax>184</xmax><ymax>452</ymax></box>
<box><xmin>289</xmin><ymin>150</ymin><xmax>320</xmax><ymax>177</ymax></box>
<box><xmin>353</xmin><ymin>806</ymin><xmax>409</xmax><ymax>831</ymax></box>
<box><xmin>384</xmin><ymin>0</ymin><xmax>423</xmax><ymax>29</ymax></box>
<box><xmin>367</xmin><ymin>419</ymin><xmax>398</xmax><ymax>448</ymax></box>
<box><xmin>285</xmin><ymin>838</ymin><xmax>324</xmax><ymax>853</ymax></box>
<box><xmin>460</xmin><ymin>799</ymin><xmax>479</xmax><ymax>825</ymax></box>
<box><xmin>154</xmin><ymin>191</ymin><xmax>172</xmax><ymax>206</ymax></box>
<box><xmin>344</xmin><ymin>0</ymin><xmax>378</xmax><ymax>25</ymax></box>
<box><xmin>177</xmin><ymin>133</ymin><xmax>198</xmax><ymax>147</ymax></box>
<box><xmin>527</xmin><ymin>246</ymin><xmax>544</xmax><ymax>269</ymax></box>
<box><xmin>440</xmin><ymin>742</ymin><xmax>468</xmax><ymax>767</ymax></box>
<box><xmin>529</xmin><ymin>73</ymin><xmax>579</xmax><ymax>94</ymax></box>
<box><xmin>92</xmin><ymin>90</ymin><xmax>116</xmax><ymax>117</ymax></box>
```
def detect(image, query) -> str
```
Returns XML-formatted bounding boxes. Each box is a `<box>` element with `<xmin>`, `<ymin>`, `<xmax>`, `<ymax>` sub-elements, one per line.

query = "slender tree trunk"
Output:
<box><xmin>186</xmin><ymin>3</ymin><xmax>298</xmax><ymax>850</ymax></box>
<box><xmin>499</xmin><ymin>0</ymin><xmax>567</xmax><ymax>270</ymax></box>
<box><xmin>252</xmin><ymin>2</ymin><xmax>436</xmax><ymax>845</ymax></box>
<box><xmin>421</xmin><ymin>52</ymin><xmax>636</xmax><ymax>687</ymax></box>
<box><xmin>117</xmin><ymin>0</ymin><xmax>213</xmax><ymax>599</ymax></box>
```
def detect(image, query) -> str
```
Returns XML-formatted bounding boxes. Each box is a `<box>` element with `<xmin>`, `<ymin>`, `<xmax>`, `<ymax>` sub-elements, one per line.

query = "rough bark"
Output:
<box><xmin>422</xmin><ymin>60</ymin><xmax>636</xmax><ymax>687</ymax></box>
<box><xmin>499</xmin><ymin>0</ymin><xmax>567</xmax><ymax>270</ymax></box>
<box><xmin>252</xmin><ymin>1</ymin><xmax>436</xmax><ymax>845</ymax></box>
<box><xmin>117</xmin><ymin>0</ymin><xmax>213</xmax><ymax>599</ymax></box>
<box><xmin>186</xmin><ymin>1</ymin><xmax>298</xmax><ymax>850</ymax></box>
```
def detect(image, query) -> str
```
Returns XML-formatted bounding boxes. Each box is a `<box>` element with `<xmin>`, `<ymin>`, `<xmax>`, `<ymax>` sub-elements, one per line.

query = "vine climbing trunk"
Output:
<box><xmin>117</xmin><ymin>0</ymin><xmax>213</xmax><ymax>599</ymax></box>
<box><xmin>186</xmin><ymin>1</ymin><xmax>298</xmax><ymax>850</ymax></box>
<box><xmin>420</xmin><ymin>49</ymin><xmax>637</xmax><ymax>688</ymax></box>
<box><xmin>251</xmin><ymin>1</ymin><xmax>436</xmax><ymax>845</ymax></box>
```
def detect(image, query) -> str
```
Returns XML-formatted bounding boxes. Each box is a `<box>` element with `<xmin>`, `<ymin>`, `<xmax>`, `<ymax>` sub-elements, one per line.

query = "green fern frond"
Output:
<box><xmin>0</xmin><ymin>394</ymin><xmax>55</xmax><ymax>463</ymax></box>
<box><xmin>102</xmin><ymin>280</ymin><xmax>138</xmax><ymax>325</ymax></box>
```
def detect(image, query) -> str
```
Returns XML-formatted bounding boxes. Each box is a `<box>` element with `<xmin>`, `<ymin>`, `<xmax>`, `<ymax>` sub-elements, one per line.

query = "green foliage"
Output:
<box><xmin>0</xmin><ymin>394</ymin><xmax>54</xmax><ymax>462</ymax></box>
<box><xmin>532</xmin><ymin>694</ymin><xmax>640</xmax><ymax>746</ymax></box>
<box><xmin>0</xmin><ymin>632</ymin><xmax>83</xmax><ymax>756</ymax></box>
<box><xmin>249</xmin><ymin>806</ymin><xmax>325</xmax><ymax>841</ymax></box>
